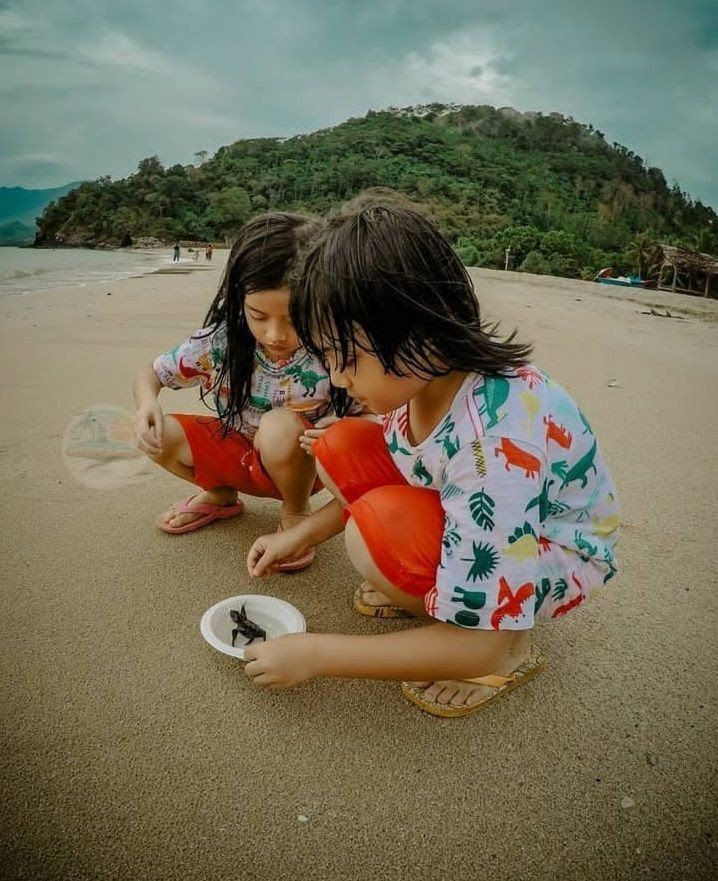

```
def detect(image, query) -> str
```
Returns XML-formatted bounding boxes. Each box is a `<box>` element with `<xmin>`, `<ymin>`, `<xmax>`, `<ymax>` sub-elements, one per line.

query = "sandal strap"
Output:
<box><xmin>462</xmin><ymin>673</ymin><xmax>513</xmax><ymax>688</ymax></box>
<box><xmin>175</xmin><ymin>503</ymin><xmax>223</xmax><ymax>517</ymax></box>
<box><xmin>173</xmin><ymin>495</ymin><xmax>241</xmax><ymax>517</ymax></box>
<box><xmin>462</xmin><ymin>648</ymin><xmax>544</xmax><ymax>688</ymax></box>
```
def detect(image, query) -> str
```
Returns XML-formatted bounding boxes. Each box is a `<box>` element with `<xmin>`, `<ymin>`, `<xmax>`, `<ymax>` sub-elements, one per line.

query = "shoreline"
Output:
<box><xmin>3</xmin><ymin>249</ymin><xmax>717</xmax><ymax>322</ymax></box>
<box><xmin>0</xmin><ymin>246</ymin><xmax>223</xmax><ymax>299</ymax></box>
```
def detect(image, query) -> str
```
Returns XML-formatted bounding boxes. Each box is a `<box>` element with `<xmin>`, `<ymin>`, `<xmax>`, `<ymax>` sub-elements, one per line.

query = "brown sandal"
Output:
<box><xmin>400</xmin><ymin>645</ymin><xmax>545</xmax><ymax>718</ymax></box>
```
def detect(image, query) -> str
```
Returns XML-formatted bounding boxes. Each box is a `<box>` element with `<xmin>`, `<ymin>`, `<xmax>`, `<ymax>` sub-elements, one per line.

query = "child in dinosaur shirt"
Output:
<box><xmin>243</xmin><ymin>203</ymin><xmax>620</xmax><ymax>716</ymax></box>
<box><xmin>133</xmin><ymin>212</ymin><xmax>362</xmax><ymax>569</ymax></box>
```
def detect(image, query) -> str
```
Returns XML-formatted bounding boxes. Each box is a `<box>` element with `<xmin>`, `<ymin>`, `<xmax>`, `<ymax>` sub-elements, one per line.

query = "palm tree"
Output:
<box><xmin>625</xmin><ymin>232</ymin><xmax>662</xmax><ymax>279</ymax></box>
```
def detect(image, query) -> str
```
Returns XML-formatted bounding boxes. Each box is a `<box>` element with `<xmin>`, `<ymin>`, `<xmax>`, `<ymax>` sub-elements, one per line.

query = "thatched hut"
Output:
<box><xmin>657</xmin><ymin>245</ymin><xmax>718</xmax><ymax>298</ymax></box>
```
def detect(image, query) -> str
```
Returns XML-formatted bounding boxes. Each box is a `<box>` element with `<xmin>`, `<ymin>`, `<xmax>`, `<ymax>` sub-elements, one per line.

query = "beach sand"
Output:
<box><xmin>1</xmin><ymin>257</ymin><xmax>716</xmax><ymax>881</ymax></box>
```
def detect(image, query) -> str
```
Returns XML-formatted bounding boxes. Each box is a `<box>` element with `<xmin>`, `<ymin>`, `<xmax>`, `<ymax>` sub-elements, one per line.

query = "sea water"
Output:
<box><xmin>0</xmin><ymin>246</ymin><xmax>178</xmax><ymax>297</ymax></box>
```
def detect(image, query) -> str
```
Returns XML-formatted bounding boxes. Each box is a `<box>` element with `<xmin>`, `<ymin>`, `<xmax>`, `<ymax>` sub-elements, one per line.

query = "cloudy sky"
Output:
<box><xmin>1</xmin><ymin>0</ymin><xmax>716</xmax><ymax>207</ymax></box>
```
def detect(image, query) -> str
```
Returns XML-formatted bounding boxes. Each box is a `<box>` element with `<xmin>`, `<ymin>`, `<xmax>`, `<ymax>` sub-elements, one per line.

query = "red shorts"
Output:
<box><xmin>313</xmin><ymin>419</ymin><xmax>443</xmax><ymax>597</ymax></box>
<box><xmin>170</xmin><ymin>413</ymin><xmax>322</xmax><ymax>500</ymax></box>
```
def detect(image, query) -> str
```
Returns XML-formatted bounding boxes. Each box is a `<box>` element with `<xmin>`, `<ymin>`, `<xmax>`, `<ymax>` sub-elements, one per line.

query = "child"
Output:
<box><xmin>133</xmin><ymin>212</ymin><xmax>361</xmax><ymax>571</ymax></box>
<box><xmin>244</xmin><ymin>204</ymin><xmax>620</xmax><ymax>715</ymax></box>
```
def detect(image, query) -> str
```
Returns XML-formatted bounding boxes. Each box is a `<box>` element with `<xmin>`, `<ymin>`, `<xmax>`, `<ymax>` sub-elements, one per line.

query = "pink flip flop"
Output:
<box><xmin>274</xmin><ymin>522</ymin><xmax>316</xmax><ymax>573</ymax></box>
<box><xmin>156</xmin><ymin>495</ymin><xmax>246</xmax><ymax>535</ymax></box>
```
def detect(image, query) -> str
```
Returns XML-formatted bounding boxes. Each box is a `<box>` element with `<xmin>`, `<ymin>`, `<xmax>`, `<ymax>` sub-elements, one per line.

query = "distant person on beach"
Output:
<box><xmin>244</xmin><ymin>203</ymin><xmax>620</xmax><ymax>716</ymax></box>
<box><xmin>205</xmin><ymin>243</ymin><xmax>213</xmax><ymax>261</ymax></box>
<box><xmin>173</xmin><ymin>242</ymin><xmax>180</xmax><ymax>262</ymax></box>
<box><xmin>133</xmin><ymin>213</ymin><xmax>366</xmax><ymax>571</ymax></box>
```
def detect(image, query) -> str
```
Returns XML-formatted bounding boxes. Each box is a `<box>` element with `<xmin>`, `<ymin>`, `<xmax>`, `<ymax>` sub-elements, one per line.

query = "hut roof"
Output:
<box><xmin>660</xmin><ymin>244</ymin><xmax>718</xmax><ymax>274</ymax></box>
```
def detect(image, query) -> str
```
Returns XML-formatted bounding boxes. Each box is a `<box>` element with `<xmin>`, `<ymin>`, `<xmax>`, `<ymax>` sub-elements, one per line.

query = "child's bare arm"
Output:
<box><xmin>244</xmin><ymin>622</ymin><xmax>520</xmax><ymax>688</ymax></box>
<box><xmin>133</xmin><ymin>361</ymin><xmax>162</xmax><ymax>405</ymax></box>
<box><xmin>310</xmin><ymin>624</ymin><xmax>516</xmax><ymax>681</ymax></box>
<box><xmin>133</xmin><ymin>362</ymin><xmax>165</xmax><ymax>455</ymax></box>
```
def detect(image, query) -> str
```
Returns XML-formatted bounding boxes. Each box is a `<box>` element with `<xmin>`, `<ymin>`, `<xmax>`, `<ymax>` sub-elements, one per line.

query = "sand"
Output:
<box><xmin>1</xmin><ymin>256</ymin><xmax>716</xmax><ymax>881</ymax></box>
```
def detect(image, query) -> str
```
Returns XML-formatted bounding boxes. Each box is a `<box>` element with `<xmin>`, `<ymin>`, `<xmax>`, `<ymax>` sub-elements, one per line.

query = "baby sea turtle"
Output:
<box><xmin>229</xmin><ymin>605</ymin><xmax>267</xmax><ymax>647</ymax></box>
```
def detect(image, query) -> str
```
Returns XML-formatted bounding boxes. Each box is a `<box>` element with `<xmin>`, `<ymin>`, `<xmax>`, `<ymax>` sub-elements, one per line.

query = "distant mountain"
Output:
<box><xmin>32</xmin><ymin>104</ymin><xmax>717</xmax><ymax>279</ymax></box>
<box><xmin>0</xmin><ymin>182</ymin><xmax>84</xmax><ymax>227</ymax></box>
<box><xmin>0</xmin><ymin>219</ymin><xmax>36</xmax><ymax>245</ymax></box>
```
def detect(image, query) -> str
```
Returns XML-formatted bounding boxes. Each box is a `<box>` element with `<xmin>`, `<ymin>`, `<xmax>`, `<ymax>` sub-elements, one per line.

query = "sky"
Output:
<box><xmin>1</xmin><ymin>0</ymin><xmax>716</xmax><ymax>208</ymax></box>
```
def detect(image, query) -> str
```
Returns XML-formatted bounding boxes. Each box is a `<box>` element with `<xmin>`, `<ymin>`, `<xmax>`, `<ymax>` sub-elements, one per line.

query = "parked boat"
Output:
<box><xmin>594</xmin><ymin>268</ymin><xmax>657</xmax><ymax>289</ymax></box>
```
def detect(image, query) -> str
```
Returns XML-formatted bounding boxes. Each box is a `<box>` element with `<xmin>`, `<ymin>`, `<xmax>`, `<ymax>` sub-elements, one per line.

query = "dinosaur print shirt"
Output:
<box><xmin>153</xmin><ymin>324</ymin><xmax>362</xmax><ymax>439</ymax></box>
<box><xmin>381</xmin><ymin>367</ymin><xmax>620</xmax><ymax>631</ymax></box>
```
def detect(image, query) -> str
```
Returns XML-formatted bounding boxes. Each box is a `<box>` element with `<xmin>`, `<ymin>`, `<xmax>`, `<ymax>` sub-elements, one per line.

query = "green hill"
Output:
<box><xmin>33</xmin><ymin>104</ymin><xmax>716</xmax><ymax>279</ymax></box>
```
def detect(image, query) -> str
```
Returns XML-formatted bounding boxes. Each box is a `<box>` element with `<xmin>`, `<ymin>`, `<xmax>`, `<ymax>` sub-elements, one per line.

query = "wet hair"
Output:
<box><xmin>290</xmin><ymin>203</ymin><xmax>533</xmax><ymax>380</ymax></box>
<box><xmin>333</xmin><ymin>186</ymin><xmax>430</xmax><ymax>218</ymax></box>
<box><xmin>200</xmin><ymin>212</ymin><xmax>323</xmax><ymax>433</ymax></box>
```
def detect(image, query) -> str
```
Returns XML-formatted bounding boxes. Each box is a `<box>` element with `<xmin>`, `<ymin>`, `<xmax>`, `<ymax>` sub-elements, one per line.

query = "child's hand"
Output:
<box><xmin>244</xmin><ymin>633</ymin><xmax>318</xmax><ymax>688</ymax></box>
<box><xmin>247</xmin><ymin>528</ymin><xmax>309</xmax><ymax>577</ymax></box>
<box><xmin>134</xmin><ymin>402</ymin><xmax>164</xmax><ymax>457</ymax></box>
<box><xmin>298</xmin><ymin>415</ymin><xmax>340</xmax><ymax>456</ymax></box>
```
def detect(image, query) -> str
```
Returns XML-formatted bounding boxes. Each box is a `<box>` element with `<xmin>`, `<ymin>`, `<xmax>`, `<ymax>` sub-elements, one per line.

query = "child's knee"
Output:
<box><xmin>314</xmin><ymin>417</ymin><xmax>380</xmax><ymax>465</ymax></box>
<box><xmin>154</xmin><ymin>415</ymin><xmax>192</xmax><ymax>465</ymax></box>
<box><xmin>258</xmin><ymin>408</ymin><xmax>305</xmax><ymax>437</ymax></box>
<box><xmin>256</xmin><ymin>409</ymin><xmax>304</xmax><ymax>459</ymax></box>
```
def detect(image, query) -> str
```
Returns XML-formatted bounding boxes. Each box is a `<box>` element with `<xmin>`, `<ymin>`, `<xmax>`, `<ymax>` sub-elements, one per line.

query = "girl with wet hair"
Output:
<box><xmin>132</xmin><ymin>212</ymin><xmax>361</xmax><ymax>571</ymax></box>
<box><xmin>244</xmin><ymin>204</ymin><xmax>619</xmax><ymax>715</ymax></box>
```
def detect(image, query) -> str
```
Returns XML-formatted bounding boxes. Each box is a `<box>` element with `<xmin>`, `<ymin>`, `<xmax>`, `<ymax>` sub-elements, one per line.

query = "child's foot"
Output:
<box><xmin>159</xmin><ymin>487</ymin><xmax>239</xmax><ymax>530</ymax></box>
<box><xmin>404</xmin><ymin>633</ymin><xmax>537</xmax><ymax>713</ymax></box>
<box><xmin>405</xmin><ymin>678</ymin><xmax>501</xmax><ymax>710</ymax></box>
<box><xmin>353</xmin><ymin>582</ymin><xmax>415</xmax><ymax>618</ymax></box>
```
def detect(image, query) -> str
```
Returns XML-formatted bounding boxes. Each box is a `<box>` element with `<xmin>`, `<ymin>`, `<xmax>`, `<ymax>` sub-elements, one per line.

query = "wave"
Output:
<box><xmin>0</xmin><ymin>247</ymin><xmax>167</xmax><ymax>296</ymax></box>
<box><xmin>0</xmin><ymin>267</ymin><xmax>53</xmax><ymax>281</ymax></box>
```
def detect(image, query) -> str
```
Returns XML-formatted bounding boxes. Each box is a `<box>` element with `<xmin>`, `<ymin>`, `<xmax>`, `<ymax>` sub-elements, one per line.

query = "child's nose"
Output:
<box><xmin>266</xmin><ymin>324</ymin><xmax>287</xmax><ymax>344</ymax></box>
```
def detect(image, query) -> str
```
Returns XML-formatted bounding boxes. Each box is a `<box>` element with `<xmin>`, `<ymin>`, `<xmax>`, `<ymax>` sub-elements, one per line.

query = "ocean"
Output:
<box><xmin>0</xmin><ymin>246</ymin><xmax>180</xmax><ymax>297</ymax></box>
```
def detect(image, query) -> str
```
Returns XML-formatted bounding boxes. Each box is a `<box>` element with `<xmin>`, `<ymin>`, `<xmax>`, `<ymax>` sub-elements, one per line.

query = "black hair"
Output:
<box><xmin>290</xmin><ymin>203</ymin><xmax>533</xmax><ymax>380</ymax></box>
<box><xmin>199</xmin><ymin>211</ymin><xmax>323</xmax><ymax>433</ymax></box>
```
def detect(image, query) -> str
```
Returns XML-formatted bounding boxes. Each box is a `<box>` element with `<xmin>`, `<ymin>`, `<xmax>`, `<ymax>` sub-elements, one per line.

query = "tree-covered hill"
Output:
<box><xmin>34</xmin><ymin>104</ymin><xmax>717</xmax><ymax>279</ymax></box>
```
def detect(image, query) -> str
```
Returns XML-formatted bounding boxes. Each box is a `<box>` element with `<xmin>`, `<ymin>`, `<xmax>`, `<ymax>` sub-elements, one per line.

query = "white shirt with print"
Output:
<box><xmin>152</xmin><ymin>324</ymin><xmax>361</xmax><ymax>439</ymax></box>
<box><xmin>381</xmin><ymin>367</ymin><xmax>620</xmax><ymax>631</ymax></box>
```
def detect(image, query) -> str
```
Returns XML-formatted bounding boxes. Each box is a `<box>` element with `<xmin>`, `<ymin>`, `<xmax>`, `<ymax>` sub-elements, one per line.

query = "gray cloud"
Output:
<box><xmin>0</xmin><ymin>0</ymin><xmax>715</xmax><ymax>208</ymax></box>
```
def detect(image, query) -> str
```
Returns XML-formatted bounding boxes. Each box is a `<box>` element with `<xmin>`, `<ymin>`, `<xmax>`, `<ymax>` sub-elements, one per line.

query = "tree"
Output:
<box><xmin>685</xmin><ymin>228</ymin><xmax>718</xmax><ymax>257</ymax></box>
<box><xmin>625</xmin><ymin>232</ymin><xmax>662</xmax><ymax>279</ymax></box>
<box><xmin>136</xmin><ymin>156</ymin><xmax>164</xmax><ymax>178</ymax></box>
<box><xmin>455</xmin><ymin>239</ymin><xmax>480</xmax><ymax>266</ymax></box>
<box><xmin>520</xmin><ymin>251</ymin><xmax>551</xmax><ymax>275</ymax></box>
<box><xmin>204</xmin><ymin>187</ymin><xmax>252</xmax><ymax>238</ymax></box>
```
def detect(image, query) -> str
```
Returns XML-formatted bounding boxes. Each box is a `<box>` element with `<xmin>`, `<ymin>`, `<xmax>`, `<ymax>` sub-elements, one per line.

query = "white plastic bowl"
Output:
<box><xmin>200</xmin><ymin>594</ymin><xmax>306</xmax><ymax>660</ymax></box>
